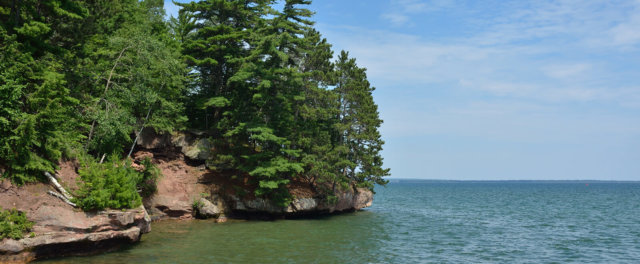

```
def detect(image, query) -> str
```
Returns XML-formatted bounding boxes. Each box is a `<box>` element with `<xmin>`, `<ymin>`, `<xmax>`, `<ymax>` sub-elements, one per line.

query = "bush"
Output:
<box><xmin>73</xmin><ymin>154</ymin><xmax>143</xmax><ymax>211</ymax></box>
<box><xmin>137</xmin><ymin>157</ymin><xmax>160</xmax><ymax>197</ymax></box>
<box><xmin>0</xmin><ymin>208</ymin><xmax>34</xmax><ymax>240</ymax></box>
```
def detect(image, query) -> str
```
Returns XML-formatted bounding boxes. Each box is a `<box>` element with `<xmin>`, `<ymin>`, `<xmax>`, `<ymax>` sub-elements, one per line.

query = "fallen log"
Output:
<box><xmin>44</xmin><ymin>171</ymin><xmax>73</xmax><ymax>201</ymax></box>
<box><xmin>47</xmin><ymin>190</ymin><xmax>77</xmax><ymax>207</ymax></box>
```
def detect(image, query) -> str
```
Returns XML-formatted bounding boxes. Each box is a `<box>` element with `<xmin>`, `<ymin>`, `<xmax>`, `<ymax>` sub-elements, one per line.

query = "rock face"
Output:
<box><xmin>228</xmin><ymin>187</ymin><xmax>373</xmax><ymax>215</ymax></box>
<box><xmin>136</xmin><ymin>130</ymin><xmax>375</xmax><ymax>219</ymax></box>
<box><xmin>0</xmin><ymin>130</ymin><xmax>376</xmax><ymax>262</ymax></box>
<box><xmin>138</xmin><ymin>150</ymin><xmax>210</xmax><ymax>220</ymax></box>
<box><xmin>137</xmin><ymin>129</ymin><xmax>212</xmax><ymax>161</ymax></box>
<box><xmin>138</xmin><ymin>148</ymin><xmax>374</xmax><ymax>219</ymax></box>
<box><xmin>0</xmin><ymin>179</ymin><xmax>150</xmax><ymax>263</ymax></box>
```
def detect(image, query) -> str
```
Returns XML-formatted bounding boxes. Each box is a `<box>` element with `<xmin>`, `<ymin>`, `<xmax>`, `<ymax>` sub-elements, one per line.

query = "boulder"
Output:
<box><xmin>136</xmin><ymin>127</ymin><xmax>172</xmax><ymax>149</ymax></box>
<box><xmin>194</xmin><ymin>198</ymin><xmax>221</xmax><ymax>218</ymax></box>
<box><xmin>290</xmin><ymin>198</ymin><xmax>318</xmax><ymax>212</ymax></box>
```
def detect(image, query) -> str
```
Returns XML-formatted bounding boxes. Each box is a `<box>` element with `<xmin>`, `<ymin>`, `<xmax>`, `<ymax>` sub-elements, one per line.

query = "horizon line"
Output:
<box><xmin>386</xmin><ymin>178</ymin><xmax>640</xmax><ymax>182</ymax></box>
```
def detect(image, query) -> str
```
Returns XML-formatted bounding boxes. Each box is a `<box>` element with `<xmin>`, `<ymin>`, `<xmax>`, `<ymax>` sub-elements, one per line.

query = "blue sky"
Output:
<box><xmin>165</xmin><ymin>0</ymin><xmax>640</xmax><ymax>181</ymax></box>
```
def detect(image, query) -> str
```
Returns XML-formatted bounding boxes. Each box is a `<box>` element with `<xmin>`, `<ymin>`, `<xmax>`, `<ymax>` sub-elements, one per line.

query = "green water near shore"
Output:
<box><xmin>40</xmin><ymin>181</ymin><xmax>640</xmax><ymax>263</ymax></box>
<box><xmin>42</xmin><ymin>213</ymin><xmax>388</xmax><ymax>263</ymax></box>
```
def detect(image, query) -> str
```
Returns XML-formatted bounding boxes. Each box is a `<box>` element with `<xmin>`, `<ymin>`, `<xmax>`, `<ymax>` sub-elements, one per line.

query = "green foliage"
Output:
<box><xmin>79</xmin><ymin>1</ymin><xmax>188</xmax><ymax>155</ymax></box>
<box><xmin>325</xmin><ymin>195</ymin><xmax>338</xmax><ymax>205</ymax></box>
<box><xmin>1</xmin><ymin>0</ymin><xmax>186</xmax><ymax>184</ymax></box>
<box><xmin>138</xmin><ymin>157</ymin><xmax>161</xmax><ymax>197</ymax></box>
<box><xmin>1</xmin><ymin>0</ymin><xmax>389</xmax><ymax>209</ymax></box>
<box><xmin>0</xmin><ymin>207</ymin><xmax>34</xmax><ymax>240</ymax></box>
<box><xmin>0</xmin><ymin>12</ymin><xmax>82</xmax><ymax>184</ymax></box>
<box><xmin>181</xmin><ymin>0</ymin><xmax>389</xmax><ymax>205</ymax></box>
<box><xmin>72</xmin><ymin>154</ymin><xmax>160</xmax><ymax>211</ymax></box>
<box><xmin>192</xmin><ymin>199</ymin><xmax>202</xmax><ymax>211</ymax></box>
<box><xmin>332</xmin><ymin>51</ymin><xmax>390</xmax><ymax>188</ymax></box>
<box><xmin>73</xmin><ymin>155</ymin><xmax>142</xmax><ymax>211</ymax></box>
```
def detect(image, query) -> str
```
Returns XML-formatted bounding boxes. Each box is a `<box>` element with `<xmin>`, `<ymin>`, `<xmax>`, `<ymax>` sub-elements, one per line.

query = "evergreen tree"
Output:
<box><xmin>1</xmin><ymin>0</ymin><xmax>389</xmax><ymax>208</ymax></box>
<box><xmin>333</xmin><ymin>51</ymin><xmax>390</xmax><ymax>188</ymax></box>
<box><xmin>177</xmin><ymin>0</ymin><xmax>268</xmax><ymax>131</ymax></box>
<box><xmin>295</xmin><ymin>29</ymin><xmax>342</xmax><ymax>189</ymax></box>
<box><xmin>0</xmin><ymin>0</ymin><xmax>85</xmax><ymax>183</ymax></box>
<box><xmin>220</xmin><ymin>0</ymin><xmax>322</xmax><ymax>204</ymax></box>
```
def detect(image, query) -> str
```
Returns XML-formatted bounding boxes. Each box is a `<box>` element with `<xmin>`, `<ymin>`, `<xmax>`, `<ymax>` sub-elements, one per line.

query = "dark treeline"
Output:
<box><xmin>0</xmin><ymin>0</ymin><xmax>389</xmax><ymax>206</ymax></box>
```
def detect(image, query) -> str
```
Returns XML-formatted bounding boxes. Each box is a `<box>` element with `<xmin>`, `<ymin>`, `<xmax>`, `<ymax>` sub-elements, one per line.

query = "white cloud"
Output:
<box><xmin>543</xmin><ymin>63</ymin><xmax>591</xmax><ymax>79</ymax></box>
<box><xmin>382</xmin><ymin>0</ymin><xmax>455</xmax><ymax>25</ymax></box>
<box><xmin>392</xmin><ymin>0</ymin><xmax>455</xmax><ymax>13</ymax></box>
<box><xmin>318</xmin><ymin>0</ymin><xmax>640</xmax><ymax>180</ymax></box>
<box><xmin>381</xmin><ymin>13</ymin><xmax>409</xmax><ymax>26</ymax></box>
<box><xmin>380</xmin><ymin>98</ymin><xmax>640</xmax><ymax>142</ymax></box>
<box><xmin>318</xmin><ymin>0</ymin><xmax>640</xmax><ymax>106</ymax></box>
<box><xmin>609</xmin><ymin>12</ymin><xmax>640</xmax><ymax>47</ymax></box>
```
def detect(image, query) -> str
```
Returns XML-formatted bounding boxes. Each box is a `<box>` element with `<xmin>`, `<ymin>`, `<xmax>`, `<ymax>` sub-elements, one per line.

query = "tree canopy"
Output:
<box><xmin>0</xmin><ymin>0</ymin><xmax>389</xmax><ymax>207</ymax></box>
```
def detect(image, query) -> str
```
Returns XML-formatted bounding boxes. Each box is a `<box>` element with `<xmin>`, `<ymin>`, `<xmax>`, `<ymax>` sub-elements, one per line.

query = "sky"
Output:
<box><xmin>165</xmin><ymin>0</ymin><xmax>640</xmax><ymax>181</ymax></box>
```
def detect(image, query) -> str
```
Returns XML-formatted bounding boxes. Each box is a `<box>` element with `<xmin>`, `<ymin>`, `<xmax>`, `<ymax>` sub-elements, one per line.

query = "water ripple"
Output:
<box><xmin>42</xmin><ymin>181</ymin><xmax>640</xmax><ymax>263</ymax></box>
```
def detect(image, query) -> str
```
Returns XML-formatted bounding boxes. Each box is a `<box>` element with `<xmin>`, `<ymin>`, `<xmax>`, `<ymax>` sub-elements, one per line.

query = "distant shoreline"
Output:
<box><xmin>386</xmin><ymin>178</ymin><xmax>640</xmax><ymax>183</ymax></box>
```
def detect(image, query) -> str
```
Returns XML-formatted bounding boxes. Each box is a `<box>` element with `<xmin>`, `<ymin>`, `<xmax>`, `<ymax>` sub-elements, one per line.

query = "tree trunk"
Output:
<box><xmin>85</xmin><ymin>46</ymin><xmax>130</xmax><ymax>150</ymax></box>
<box><xmin>47</xmin><ymin>191</ymin><xmax>76</xmax><ymax>207</ymax></box>
<box><xmin>44</xmin><ymin>172</ymin><xmax>72</xmax><ymax>200</ymax></box>
<box><xmin>128</xmin><ymin>106</ymin><xmax>152</xmax><ymax>158</ymax></box>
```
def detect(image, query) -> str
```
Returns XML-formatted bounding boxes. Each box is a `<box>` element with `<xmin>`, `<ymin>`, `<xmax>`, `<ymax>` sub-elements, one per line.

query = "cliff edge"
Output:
<box><xmin>0</xmin><ymin>130</ymin><xmax>373</xmax><ymax>263</ymax></box>
<box><xmin>0</xmin><ymin>171</ymin><xmax>151</xmax><ymax>263</ymax></box>
<box><xmin>136</xmin><ymin>129</ymin><xmax>374</xmax><ymax>221</ymax></box>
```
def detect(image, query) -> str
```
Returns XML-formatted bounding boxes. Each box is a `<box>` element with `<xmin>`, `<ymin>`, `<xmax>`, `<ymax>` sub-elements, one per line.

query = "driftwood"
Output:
<box><xmin>47</xmin><ymin>190</ymin><xmax>76</xmax><ymax>207</ymax></box>
<box><xmin>44</xmin><ymin>172</ymin><xmax>76</xmax><ymax>207</ymax></box>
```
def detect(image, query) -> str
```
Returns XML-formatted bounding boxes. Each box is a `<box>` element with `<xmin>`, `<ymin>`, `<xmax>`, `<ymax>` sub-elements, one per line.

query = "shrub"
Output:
<box><xmin>73</xmin><ymin>154</ymin><xmax>143</xmax><ymax>211</ymax></box>
<box><xmin>192</xmin><ymin>199</ymin><xmax>202</xmax><ymax>211</ymax></box>
<box><xmin>0</xmin><ymin>208</ymin><xmax>34</xmax><ymax>240</ymax></box>
<box><xmin>138</xmin><ymin>157</ymin><xmax>160</xmax><ymax>197</ymax></box>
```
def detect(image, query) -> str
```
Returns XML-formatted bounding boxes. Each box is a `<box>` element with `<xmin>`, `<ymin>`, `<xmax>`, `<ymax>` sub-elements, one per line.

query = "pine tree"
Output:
<box><xmin>333</xmin><ymin>51</ymin><xmax>390</xmax><ymax>189</ymax></box>
<box><xmin>1</xmin><ymin>0</ymin><xmax>390</xmax><ymax>205</ymax></box>
<box><xmin>224</xmin><ymin>0</ymin><xmax>322</xmax><ymax>204</ymax></box>
<box><xmin>177</xmin><ymin>0</ymin><xmax>268</xmax><ymax>131</ymax></box>
<box><xmin>0</xmin><ymin>0</ymin><xmax>85</xmax><ymax>183</ymax></box>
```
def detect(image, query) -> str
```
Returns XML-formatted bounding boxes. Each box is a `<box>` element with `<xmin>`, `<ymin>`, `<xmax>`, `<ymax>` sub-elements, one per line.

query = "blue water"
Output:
<box><xmin>372</xmin><ymin>181</ymin><xmax>640</xmax><ymax>263</ymax></box>
<box><xmin>42</xmin><ymin>181</ymin><xmax>640</xmax><ymax>263</ymax></box>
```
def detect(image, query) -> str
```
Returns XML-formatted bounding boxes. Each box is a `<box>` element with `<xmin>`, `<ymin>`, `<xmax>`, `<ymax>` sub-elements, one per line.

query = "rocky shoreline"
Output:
<box><xmin>0</xmin><ymin>131</ymin><xmax>374</xmax><ymax>263</ymax></box>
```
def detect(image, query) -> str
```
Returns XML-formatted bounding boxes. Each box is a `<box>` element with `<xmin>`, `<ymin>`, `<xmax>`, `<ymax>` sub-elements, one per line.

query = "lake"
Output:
<box><xmin>41</xmin><ymin>181</ymin><xmax>640</xmax><ymax>263</ymax></box>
